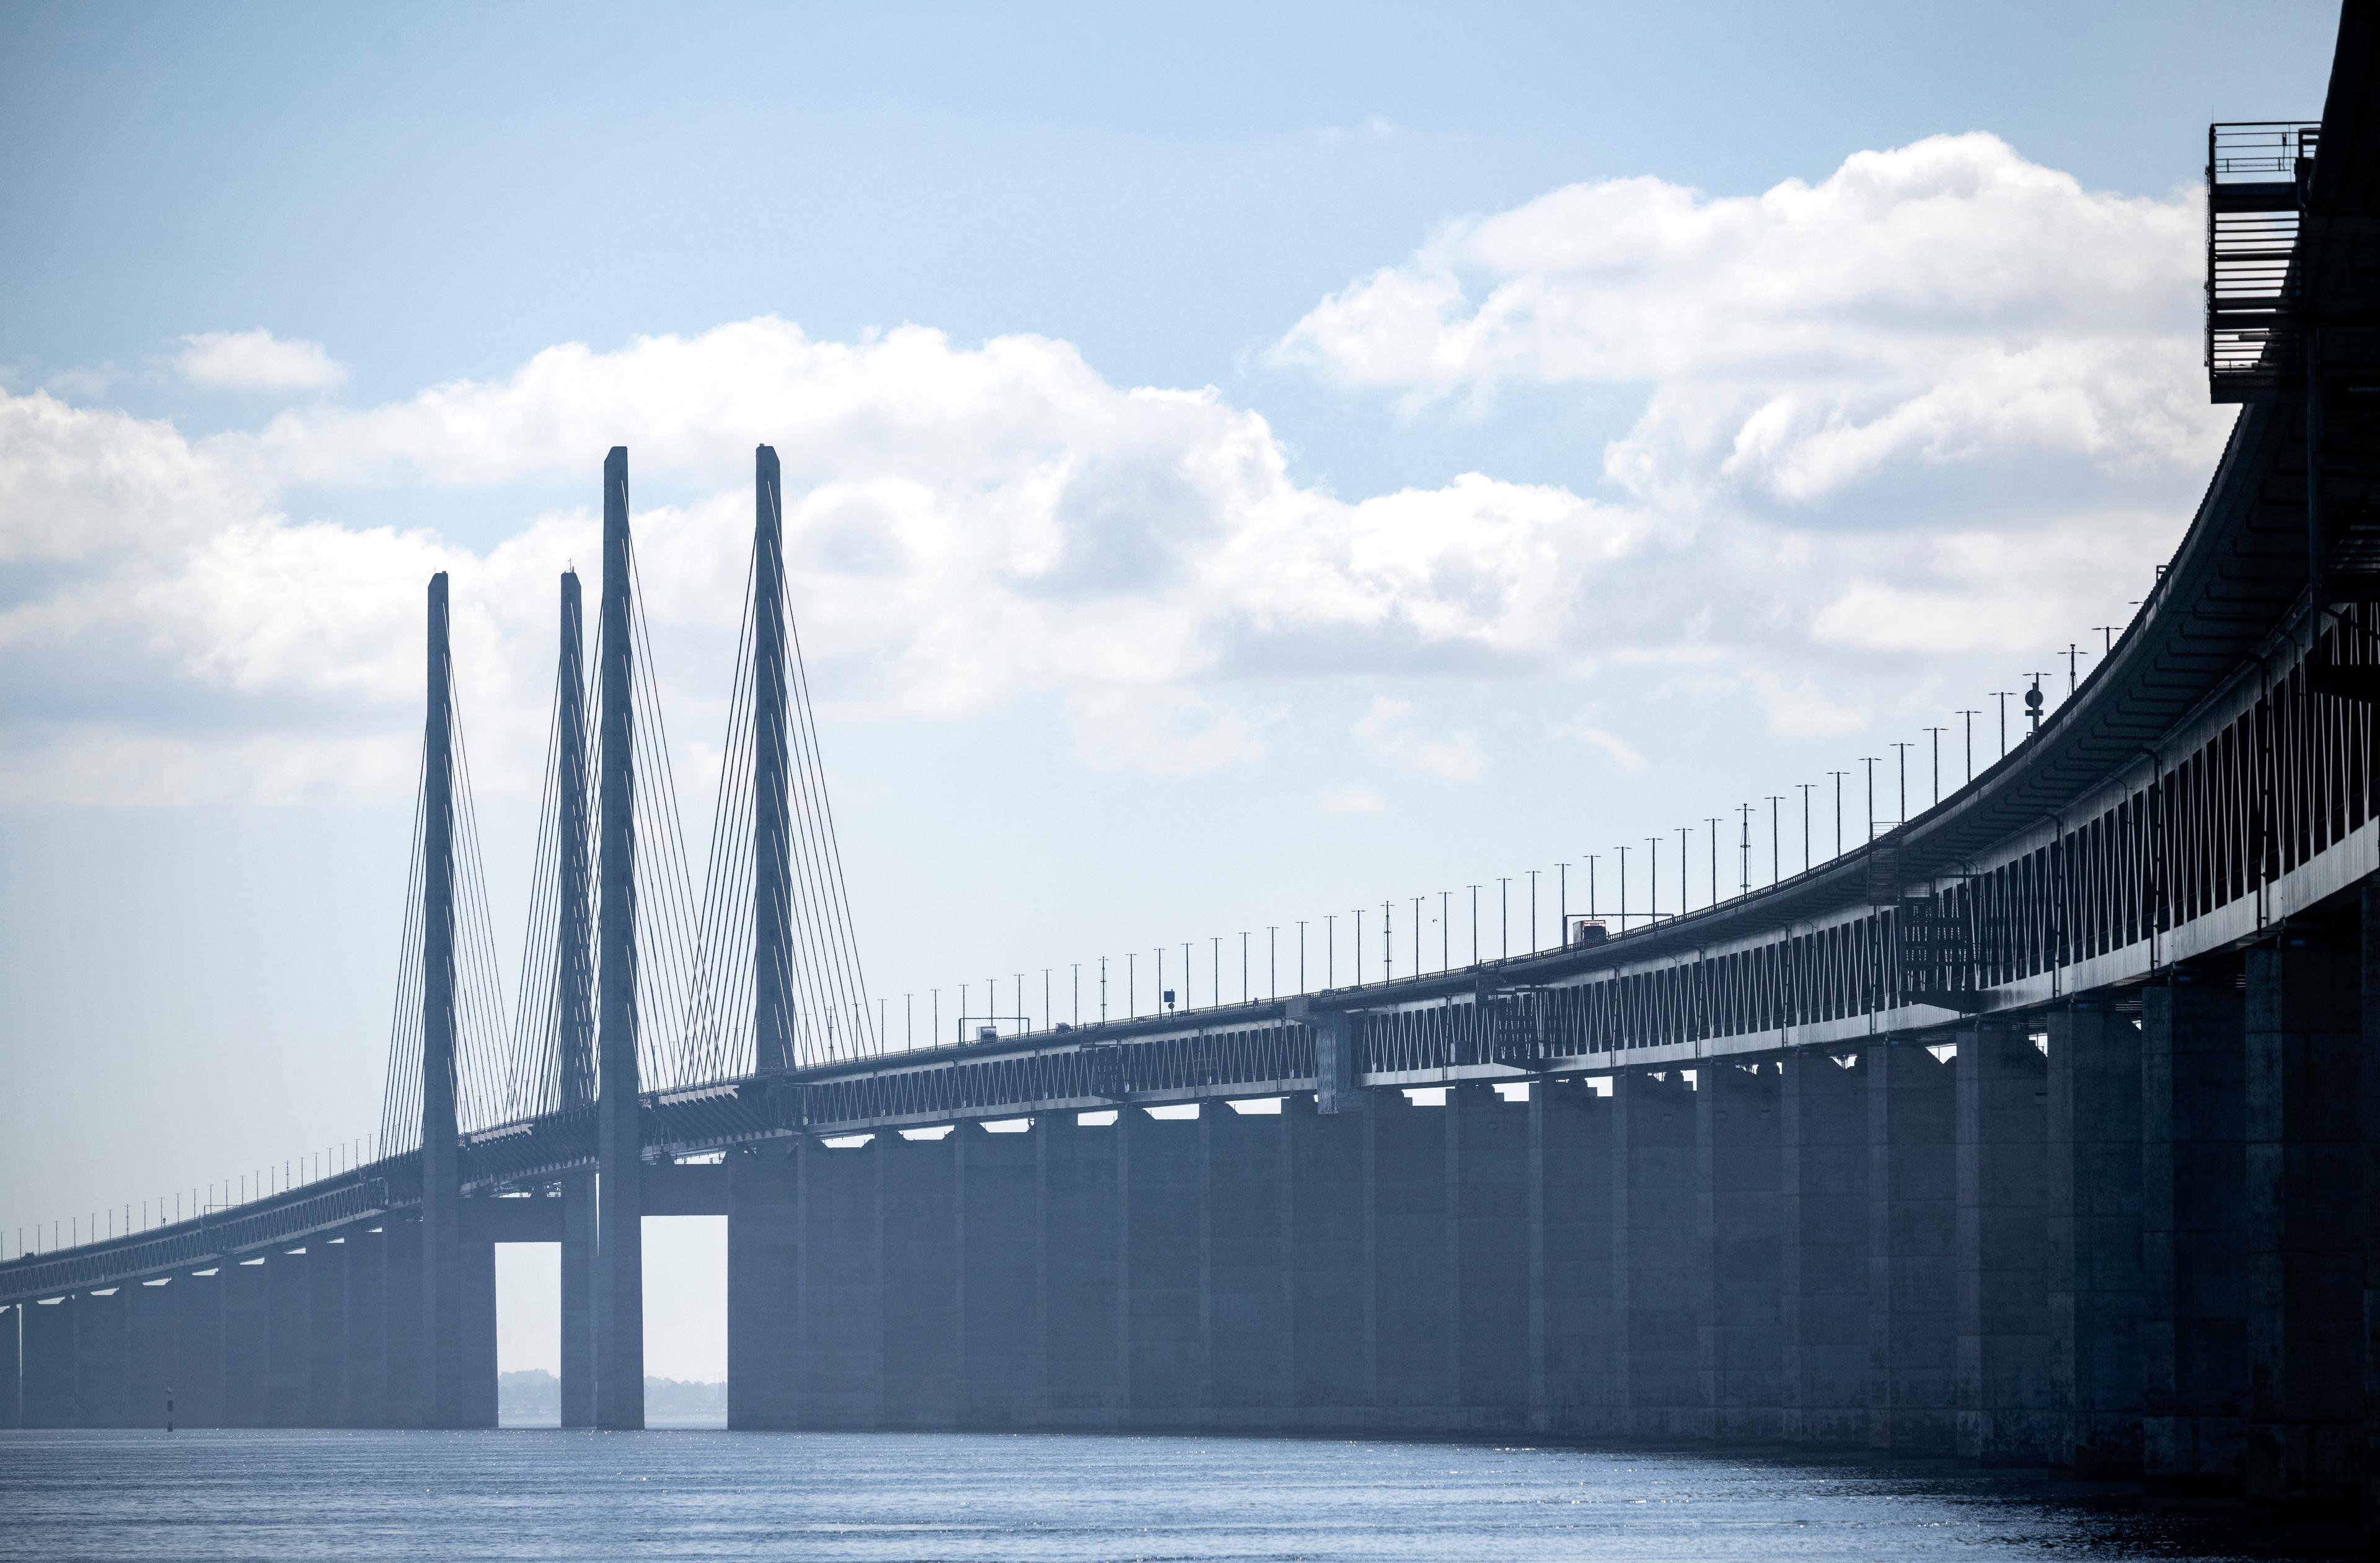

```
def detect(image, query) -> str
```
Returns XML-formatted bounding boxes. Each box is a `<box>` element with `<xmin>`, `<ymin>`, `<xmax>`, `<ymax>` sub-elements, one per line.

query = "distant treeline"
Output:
<box><xmin>496</xmin><ymin>1369</ymin><xmax>726</xmax><ymax>1422</ymax></box>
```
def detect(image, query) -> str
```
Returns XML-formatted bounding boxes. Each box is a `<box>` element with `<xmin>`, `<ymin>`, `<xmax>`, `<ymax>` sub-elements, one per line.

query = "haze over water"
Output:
<box><xmin>0</xmin><ymin>1429</ymin><xmax>2352</xmax><ymax>1561</ymax></box>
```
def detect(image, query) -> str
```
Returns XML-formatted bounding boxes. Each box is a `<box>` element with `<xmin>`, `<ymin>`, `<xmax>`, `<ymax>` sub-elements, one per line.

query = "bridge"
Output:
<box><xmin>7</xmin><ymin>2</ymin><xmax>2380</xmax><ymax>1519</ymax></box>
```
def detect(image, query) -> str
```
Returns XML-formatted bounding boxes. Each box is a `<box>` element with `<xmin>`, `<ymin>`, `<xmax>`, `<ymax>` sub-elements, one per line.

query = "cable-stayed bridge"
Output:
<box><xmin>5</xmin><ymin>4</ymin><xmax>2380</xmax><ymax>1520</ymax></box>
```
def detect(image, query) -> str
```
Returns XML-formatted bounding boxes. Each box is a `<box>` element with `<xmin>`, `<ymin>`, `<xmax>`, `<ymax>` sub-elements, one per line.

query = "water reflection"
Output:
<box><xmin>0</xmin><ymin>1429</ymin><xmax>2356</xmax><ymax>1560</ymax></box>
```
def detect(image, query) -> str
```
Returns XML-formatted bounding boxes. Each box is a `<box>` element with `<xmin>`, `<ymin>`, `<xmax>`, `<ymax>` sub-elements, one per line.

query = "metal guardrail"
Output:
<box><xmin>2207</xmin><ymin>121</ymin><xmax>2320</xmax><ymax>400</ymax></box>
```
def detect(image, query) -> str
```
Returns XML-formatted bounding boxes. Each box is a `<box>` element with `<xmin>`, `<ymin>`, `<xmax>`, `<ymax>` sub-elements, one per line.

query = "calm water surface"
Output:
<box><xmin>0</xmin><ymin>1428</ymin><xmax>2353</xmax><ymax>1561</ymax></box>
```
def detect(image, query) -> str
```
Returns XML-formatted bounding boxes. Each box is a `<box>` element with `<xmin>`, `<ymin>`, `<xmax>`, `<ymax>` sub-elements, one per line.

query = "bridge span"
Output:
<box><xmin>6</xmin><ymin>1</ymin><xmax>2380</xmax><ymax>1520</ymax></box>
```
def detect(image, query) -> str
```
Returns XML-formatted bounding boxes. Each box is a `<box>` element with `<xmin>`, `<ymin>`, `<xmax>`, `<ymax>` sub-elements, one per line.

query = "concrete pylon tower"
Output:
<box><xmin>593</xmin><ymin>448</ymin><xmax>646</xmax><ymax>1429</ymax></box>
<box><xmin>753</xmin><ymin>446</ymin><xmax>795</xmax><ymax>1074</ymax></box>
<box><xmin>555</xmin><ymin>569</ymin><xmax>597</xmax><ymax>1429</ymax></box>
<box><xmin>418</xmin><ymin>571</ymin><xmax>465</xmax><ymax>1427</ymax></box>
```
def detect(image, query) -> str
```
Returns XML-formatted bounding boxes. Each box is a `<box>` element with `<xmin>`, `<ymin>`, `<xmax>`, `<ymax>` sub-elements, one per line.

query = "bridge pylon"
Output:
<box><xmin>417</xmin><ymin>571</ymin><xmax>470</xmax><ymax>1427</ymax></box>
<box><xmin>556</xmin><ymin>568</ymin><xmax>597</xmax><ymax>1429</ymax></box>
<box><xmin>593</xmin><ymin>447</ymin><xmax>646</xmax><ymax>1430</ymax></box>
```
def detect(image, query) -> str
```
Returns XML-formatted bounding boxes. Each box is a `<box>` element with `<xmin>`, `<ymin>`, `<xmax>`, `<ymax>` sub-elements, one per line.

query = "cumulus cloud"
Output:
<box><xmin>1272</xmin><ymin>133</ymin><xmax>2225</xmax><ymax>517</ymax></box>
<box><xmin>174</xmin><ymin>328</ymin><xmax>347</xmax><ymax>393</ymax></box>
<box><xmin>1354</xmin><ymin>696</ymin><xmax>1484</xmax><ymax>780</ymax></box>
<box><xmin>2</xmin><ymin>127</ymin><xmax>2237</xmax><ymax>810</ymax></box>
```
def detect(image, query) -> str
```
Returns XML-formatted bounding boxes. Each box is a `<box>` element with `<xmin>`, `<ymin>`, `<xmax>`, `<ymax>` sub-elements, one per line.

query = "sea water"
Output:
<box><xmin>0</xmin><ymin>1427</ymin><xmax>2353</xmax><ymax>1560</ymax></box>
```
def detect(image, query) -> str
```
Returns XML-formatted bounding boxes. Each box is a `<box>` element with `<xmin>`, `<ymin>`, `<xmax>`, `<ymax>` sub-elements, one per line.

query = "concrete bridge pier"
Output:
<box><xmin>73</xmin><ymin>1287</ymin><xmax>127</xmax><ymax>1427</ymax></box>
<box><xmin>1779</xmin><ymin>1048</ymin><xmax>1868</xmax><ymax>1446</ymax></box>
<box><xmin>381</xmin><ymin>1218</ymin><xmax>425</xmax><ymax>1428</ymax></box>
<box><xmin>128</xmin><ymin>1280</ymin><xmax>174</xmax><ymax>1429</ymax></box>
<box><xmin>306</xmin><ymin>1240</ymin><xmax>347</xmax><ymax>1426</ymax></box>
<box><xmin>1207</xmin><ymin>1098</ymin><xmax>1290</xmax><ymax>1430</ymax></box>
<box><xmin>1448</xmin><ymin>1084</ymin><xmax>1529</xmax><ymax>1434</ymax></box>
<box><xmin>2244</xmin><ymin>923</ymin><xmax>2367</xmax><ymax>1510</ymax></box>
<box><xmin>1955</xmin><ymin>1019</ymin><xmax>2050</xmax><ymax>1464</ymax></box>
<box><xmin>1699</xmin><ymin>1061</ymin><xmax>1783</xmax><ymax>1443</ymax></box>
<box><xmin>176</xmin><ymin>1267</ymin><xmax>223</xmax><ymax>1427</ymax></box>
<box><xmin>222</xmin><ymin>1258</ymin><xmax>269</xmax><ymax>1426</ymax></box>
<box><xmin>880</xmin><ymin>1129</ymin><xmax>960</xmax><ymax>1428</ymax></box>
<box><xmin>1372</xmin><ymin>1087</ymin><xmax>1450</xmax><ymax>1432</ymax></box>
<box><xmin>1530</xmin><ymin>1077</ymin><xmax>1613</xmax><ymax>1437</ymax></box>
<box><xmin>0</xmin><ymin>1306</ymin><xmax>18</xmax><ymax>1429</ymax></box>
<box><xmin>1612</xmin><ymin>1069</ymin><xmax>1699</xmax><ymax>1438</ymax></box>
<box><xmin>800</xmin><ymin>1137</ymin><xmax>882</xmax><ymax>1427</ymax></box>
<box><xmin>1867</xmin><ymin>1039</ymin><xmax>1957</xmax><ymax>1451</ymax></box>
<box><xmin>1121</xmin><ymin>1106</ymin><xmax>1205</xmax><ymax>1427</ymax></box>
<box><xmin>342</xmin><ymin>1226</ymin><xmax>385</xmax><ymax>1427</ymax></box>
<box><xmin>2141</xmin><ymin>962</ymin><xmax>2249</xmax><ymax>1489</ymax></box>
<box><xmin>1287</xmin><ymin>1090</ymin><xmax>1371</xmax><ymax>1432</ymax></box>
<box><xmin>22</xmin><ymin>1298</ymin><xmax>68</xmax><ymax>1426</ymax></box>
<box><xmin>267</xmin><ymin>1249</ymin><xmax>307</xmax><ymax>1425</ymax></box>
<box><xmin>560</xmin><ymin>1171</ymin><xmax>596</xmax><ymax>1428</ymax></box>
<box><xmin>726</xmin><ymin>1145</ymin><xmax>801</xmax><ymax>1429</ymax></box>
<box><xmin>2048</xmin><ymin>1000</ymin><xmax>2142</xmax><ymax>1474</ymax></box>
<box><xmin>958</xmin><ymin>1120</ymin><xmax>1042</xmax><ymax>1427</ymax></box>
<box><xmin>1041</xmin><ymin>1109</ymin><xmax>1121</xmax><ymax>1429</ymax></box>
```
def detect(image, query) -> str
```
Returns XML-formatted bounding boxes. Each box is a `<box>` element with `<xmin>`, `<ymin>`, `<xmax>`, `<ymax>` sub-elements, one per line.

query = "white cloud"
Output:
<box><xmin>1323</xmin><ymin>786</ymin><xmax>1388</xmax><ymax>815</ymax></box>
<box><xmin>2</xmin><ymin>125</ymin><xmax>2236</xmax><ymax>822</ymax></box>
<box><xmin>174</xmin><ymin>328</ymin><xmax>348</xmax><ymax>393</ymax></box>
<box><xmin>1272</xmin><ymin>133</ymin><xmax>2226</xmax><ymax>516</ymax></box>
<box><xmin>1354</xmin><ymin>696</ymin><xmax>1484</xmax><ymax>781</ymax></box>
<box><xmin>1552</xmin><ymin>720</ymin><xmax>1642</xmax><ymax>771</ymax></box>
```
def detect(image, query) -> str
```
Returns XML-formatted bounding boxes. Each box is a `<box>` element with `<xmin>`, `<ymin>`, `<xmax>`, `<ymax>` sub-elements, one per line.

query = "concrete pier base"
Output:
<box><xmin>177</xmin><ymin>1268</ymin><xmax>223</xmax><ymax>1427</ymax></box>
<box><xmin>1699</xmin><ymin>1061</ymin><xmax>1783</xmax><ymax>1443</ymax></box>
<box><xmin>1533</xmin><ymin>1078</ymin><xmax>1613</xmax><ymax>1437</ymax></box>
<box><xmin>880</xmin><ymin>1130</ymin><xmax>960</xmax><ymax>1429</ymax></box>
<box><xmin>1207</xmin><ymin>1101</ymin><xmax>1290</xmax><ymax>1429</ymax></box>
<box><xmin>222</xmin><ymin>1259</ymin><xmax>270</xmax><ymax>1427</ymax></box>
<box><xmin>1614</xmin><ymin>1070</ymin><xmax>1700</xmax><ymax>1438</ymax></box>
<box><xmin>1287</xmin><ymin>1091</ymin><xmax>1370</xmax><ymax>1430</ymax></box>
<box><xmin>2246</xmin><ymin>927</ymin><xmax>2367</xmax><ymax>1510</ymax></box>
<box><xmin>1868</xmin><ymin>1040</ymin><xmax>1956</xmax><ymax>1453</ymax></box>
<box><xmin>1042</xmin><ymin>1111</ymin><xmax>1122</xmax><ymax>1429</ymax></box>
<box><xmin>128</xmin><ymin>1280</ymin><xmax>174</xmax><ymax>1429</ymax></box>
<box><xmin>1955</xmin><ymin>1021</ymin><xmax>2050</xmax><ymax>1464</ymax></box>
<box><xmin>1781</xmin><ymin>1049</ymin><xmax>1867</xmax><ymax>1447</ymax></box>
<box><xmin>1450</xmin><ymin>1084</ymin><xmax>1529</xmax><ymax>1433</ymax></box>
<box><xmin>22</xmin><ymin>1299</ymin><xmax>69</xmax><ymax>1427</ymax></box>
<box><xmin>1372</xmin><ymin>1089</ymin><xmax>1450</xmax><ymax>1432</ymax></box>
<box><xmin>802</xmin><ymin>1138</ymin><xmax>882</xmax><ymax>1427</ymax></box>
<box><xmin>2142</xmin><ymin>966</ymin><xmax>2250</xmax><ymax>1489</ymax></box>
<box><xmin>2048</xmin><ymin>1002</ymin><xmax>2142</xmax><ymax>1473</ymax></box>
<box><xmin>74</xmin><ymin>1288</ymin><xmax>126</xmax><ymax>1427</ymax></box>
<box><xmin>726</xmin><ymin>1146</ymin><xmax>801</xmax><ymax>1430</ymax></box>
<box><xmin>959</xmin><ymin>1121</ymin><xmax>1042</xmax><ymax>1427</ymax></box>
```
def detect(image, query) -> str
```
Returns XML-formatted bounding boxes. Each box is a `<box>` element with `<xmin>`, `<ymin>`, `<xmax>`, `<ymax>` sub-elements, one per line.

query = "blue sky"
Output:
<box><xmin>0</xmin><ymin>1</ymin><xmax>2344</xmax><ymax>1375</ymax></box>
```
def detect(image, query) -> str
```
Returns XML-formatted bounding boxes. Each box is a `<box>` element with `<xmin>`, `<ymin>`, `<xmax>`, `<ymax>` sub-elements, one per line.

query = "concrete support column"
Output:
<box><xmin>1372</xmin><ymin>1088</ymin><xmax>1451</xmax><ymax>1432</ymax></box>
<box><xmin>265</xmin><ymin>1250</ymin><xmax>309</xmax><ymax>1426</ymax></box>
<box><xmin>557</xmin><ymin>1173</ymin><xmax>596</xmax><ymax>1429</ymax></box>
<box><xmin>343</xmin><ymin>1228</ymin><xmax>384</xmax><ymax>1427</ymax></box>
<box><xmin>2246</xmin><ymin>926</ymin><xmax>2367</xmax><ymax>1508</ymax></box>
<box><xmin>462</xmin><ymin>1238</ymin><xmax>496</xmax><ymax>1428</ymax></box>
<box><xmin>1613</xmin><ymin>1069</ymin><xmax>1700</xmax><ymax>1437</ymax></box>
<box><xmin>2141</xmin><ymin>964</ymin><xmax>2248</xmax><ymax>1487</ymax></box>
<box><xmin>1122</xmin><ymin>1107</ymin><xmax>1205</xmax><ymax>1427</ymax></box>
<box><xmin>177</xmin><ymin>1268</ymin><xmax>224</xmax><ymax>1428</ymax></box>
<box><xmin>726</xmin><ymin>1145</ymin><xmax>801</xmax><ymax>1430</ymax></box>
<box><xmin>1206</xmin><ymin>1101</ymin><xmax>1290</xmax><ymax>1430</ymax></box>
<box><xmin>879</xmin><ymin>1129</ymin><xmax>960</xmax><ymax>1429</ymax></box>
<box><xmin>306</xmin><ymin>1241</ymin><xmax>348</xmax><ymax>1426</ymax></box>
<box><xmin>800</xmin><ymin>1136</ymin><xmax>882</xmax><ymax>1427</ymax></box>
<box><xmin>1287</xmin><ymin>1091</ymin><xmax>1370</xmax><ymax>1431</ymax></box>
<box><xmin>222</xmin><ymin>1258</ymin><xmax>270</xmax><ymax>1427</ymax></box>
<box><xmin>1955</xmin><ymin>1020</ymin><xmax>2050</xmax><ymax>1464</ymax></box>
<box><xmin>1040</xmin><ymin>1110</ymin><xmax>1121</xmax><ymax>1429</ymax></box>
<box><xmin>0</xmin><ymin>1306</ymin><xmax>18</xmax><ymax>1429</ymax></box>
<box><xmin>959</xmin><ymin>1121</ymin><xmax>1042</xmax><ymax>1427</ymax></box>
<box><xmin>381</xmin><ymin>1220</ymin><xmax>425</xmax><ymax>1429</ymax></box>
<box><xmin>1449</xmin><ymin>1083</ymin><xmax>1530</xmax><ymax>1433</ymax></box>
<box><xmin>1699</xmin><ymin>1061</ymin><xmax>1784</xmax><ymax>1443</ymax></box>
<box><xmin>22</xmin><ymin>1298</ymin><xmax>71</xmax><ymax>1427</ymax></box>
<box><xmin>0</xmin><ymin>1306</ymin><xmax>19</xmax><ymax>1430</ymax></box>
<box><xmin>2364</xmin><ymin>882</ymin><xmax>2380</xmax><ymax>1546</ymax></box>
<box><xmin>74</xmin><ymin>1288</ymin><xmax>128</xmax><ymax>1427</ymax></box>
<box><xmin>1867</xmin><ymin>1039</ymin><xmax>1956</xmax><ymax>1452</ymax></box>
<box><xmin>1531</xmin><ymin>1078</ymin><xmax>1613</xmax><ymax>1437</ymax></box>
<box><xmin>128</xmin><ymin>1280</ymin><xmax>175</xmax><ymax>1429</ymax></box>
<box><xmin>2047</xmin><ymin>1002</ymin><xmax>2142</xmax><ymax>1473</ymax></box>
<box><xmin>1781</xmin><ymin>1049</ymin><xmax>1867</xmax><ymax>1447</ymax></box>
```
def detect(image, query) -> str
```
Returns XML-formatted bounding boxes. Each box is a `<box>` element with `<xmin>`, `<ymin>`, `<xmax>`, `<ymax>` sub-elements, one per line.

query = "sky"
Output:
<box><xmin>0</xmin><ymin>1</ymin><xmax>2346</xmax><ymax>1378</ymax></box>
